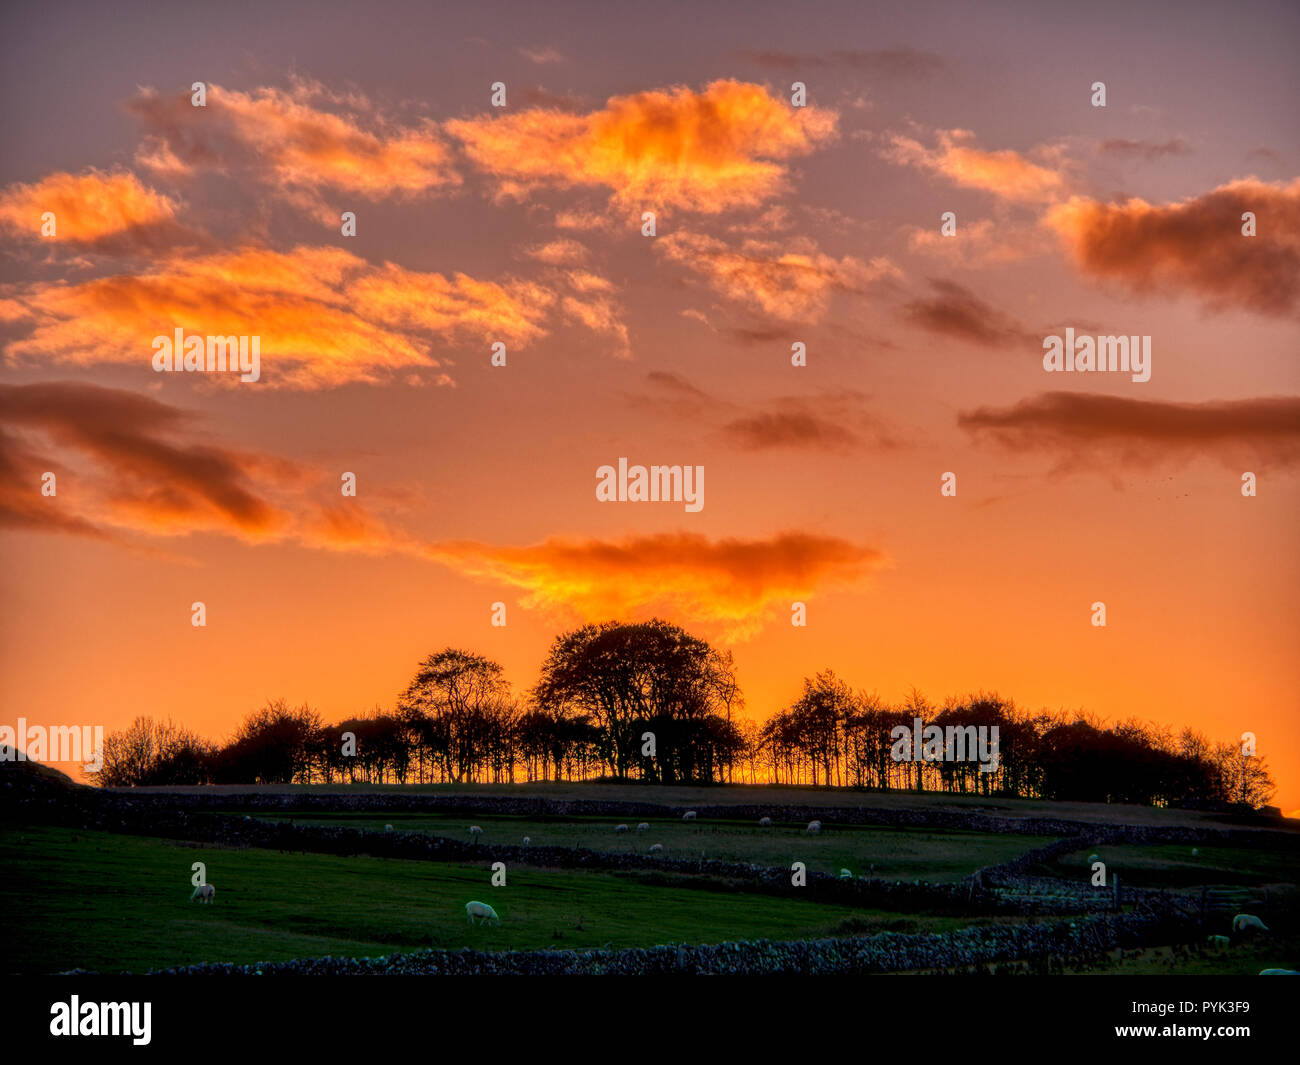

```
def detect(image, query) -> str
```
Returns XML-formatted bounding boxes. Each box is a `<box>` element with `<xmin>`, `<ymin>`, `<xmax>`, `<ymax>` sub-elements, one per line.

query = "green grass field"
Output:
<box><xmin>237</xmin><ymin>810</ymin><xmax>1045</xmax><ymax>882</ymax></box>
<box><xmin>1044</xmin><ymin>843</ymin><xmax>1300</xmax><ymax>889</ymax></box>
<box><xmin>1</xmin><ymin>824</ymin><xmax>1004</xmax><ymax>974</ymax></box>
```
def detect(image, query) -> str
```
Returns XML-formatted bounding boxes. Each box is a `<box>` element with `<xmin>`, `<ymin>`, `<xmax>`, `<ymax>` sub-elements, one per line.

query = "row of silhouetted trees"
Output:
<box><xmin>87</xmin><ymin>618</ymin><xmax>1276</xmax><ymax>808</ymax></box>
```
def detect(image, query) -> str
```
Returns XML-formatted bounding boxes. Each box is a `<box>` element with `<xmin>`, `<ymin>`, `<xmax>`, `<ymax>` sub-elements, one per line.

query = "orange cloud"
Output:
<box><xmin>0</xmin><ymin>245</ymin><xmax>565</xmax><ymax>388</ymax></box>
<box><xmin>657</xmin><ymin>232</ymin><xmax>898</xmax><ymax>320</ymax></box>
<box><xmin>426</xmin><ymin>532</ymin><xmax>887</xmax><ymax>639</ymax></box>
<box><xmin>447</xmin><ymin>79</ymin><xmax>837</xmax><ymax>213</ymax></box>
<box><xmin>0</xmin><ymin>380</ymin><xmax>427</xmax><ymax>551</ymax></box>
<box><xmin>884</xmin><ymin>129</ymin><xmax>1068</xmax><ymax>204</ymax></box>
<box><xmin>1044</xmin><ymin>178</ymin><xmax>1300</xmax><ymax>317</ymax></box>
<box><xmin>129</xmin><ymin>80</ymin><xmax>457</xmax><ymax>217</ymax></box>
<box><xmin>0</xmin><ymin>170</ymin><xmax>194</xmax><ymax>251</ymax></box>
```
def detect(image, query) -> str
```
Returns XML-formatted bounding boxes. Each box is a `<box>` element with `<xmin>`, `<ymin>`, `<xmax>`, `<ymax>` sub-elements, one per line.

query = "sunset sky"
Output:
<box><xmin>1</xmin><ymin>0</ymin><xmax>1297</xmax><ymax>811</ymax></box>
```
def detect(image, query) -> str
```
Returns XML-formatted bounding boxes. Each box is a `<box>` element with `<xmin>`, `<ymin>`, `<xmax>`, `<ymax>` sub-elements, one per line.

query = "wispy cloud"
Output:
<box><xmin>958</xmin><ymin>392</ymin><xmax>1300</xmax><ymax>473</ymax></box>
<box><xmin>657</xmin><ymin>232</ymin><xmax>897</xmax><ymax>320</ymax></box>
<box><xmin>1096</xmin><ymin>137</ymin><xmax>1192</xmax><ymax>162</ymax></box>
<box><xmin>902</xmin><ymin>278</ymin><xmax>1036</xmax><ymax>347</ymax></box>
<box><xmin>633</xmin><ymin>372</ymin><xmax>901</xmax><ymax>453</ymax></box>
<box><xmin>883</xmin><ymin>128</ymin><xmax>1069</xmax><ymax>204</ymax></box>
<box><xmin>736</xmin><ymin>47</ymin><xmax>946</xmax><ymax>79</ymax></box>
<box><xmin>129</xmin><ymin>79</ymin><xmax>458</xmax><ymax>219</ymax></box>
<box><xmin>0</xmin><ymin>245</ymin><xmax>624</xmax><ymax>387</ymax></box>
<box><xmin>0</xmin><ymin>380</ymin><xmax>432</xmax><ymax>551</ymax></box>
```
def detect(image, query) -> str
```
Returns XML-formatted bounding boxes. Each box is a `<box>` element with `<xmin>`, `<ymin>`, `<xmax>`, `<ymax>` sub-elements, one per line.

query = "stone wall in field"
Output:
<box><xmin>93</xmin><ymin>785</ymin><xmax>1296</xmax><ymax>847</ymax></box>
<box><xmin>147</xmin><ymin>907</ymin><xmax>1197</xmax><ymax>976</ymax></box>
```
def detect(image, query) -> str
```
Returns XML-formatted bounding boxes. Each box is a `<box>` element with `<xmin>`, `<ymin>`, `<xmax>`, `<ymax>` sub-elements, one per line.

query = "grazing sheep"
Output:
<box><xmin>1207</xmin><ymin>934</ymin><xmax>1231</xmax><ymax>949</ymax></box>
<box><xmin>522</xmin><ymin>836</ymin><xmax>531</xmax><ymax>846</ymax></box>
<box><xmin>759</xmin><ymin>817</ymin><xmax>772</xmax><ymax>827</ymax></box>
<box><xmin>649</xmin><ymin>843</ymin><xmax>664</xmax><ymax>854</ymax></box>
<box><xmin>385</xmin><ymin>824</ymin><xmax>393</xmax><ymax>832</ymax></box>
<box><xmin>838</xmin><ymin>868</ymin><xmax>852</xmax><ymax>879</ymax></box>
<box><xmin>1233</xmin><ymin>914</ymin><xmax>1270</xmax><ymax>934</ymax></box>
<box><xmin>1259</xmin><ymin>969</ymin><xmax>1299</xmax><ymax>976</ymax></box>
<box><xmin>683</xmin><ymin>811</ymin><xmax>697</xmax><ymax>822</ymax></box>
<box><xmin>615</xmin><ymin>824</ymin><xmax>629</xmax><ymax>833</ymax></box>
<box><xmin>636</xmin><ymin>822</ymin><xmax>649</xmax><ymax>833</ymax></box>
<box><xmin>806</xmin><ymin>820</ymin><xmax>822</xmax><ymax>835</ymax></box>
<box><xmin>465</xmin><ymin>900</ymin><xmax>500</xmax><ymax>926</ymax></box>
<box><xmin>468</xmin><ymin>825</ymin><xmax>483</xmax><ymax>842</ymax></box>
<box><xmin>190</xmin><ymin>883</ymin><xmax>215</xmax><ymax>904</ymax></box>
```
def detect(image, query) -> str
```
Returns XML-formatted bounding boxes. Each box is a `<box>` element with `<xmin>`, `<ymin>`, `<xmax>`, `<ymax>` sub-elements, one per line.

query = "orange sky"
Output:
<box><xmin>1</xmin><ymin>0</ymin><xmax>1297</xmax><ymax>811</ymax></box>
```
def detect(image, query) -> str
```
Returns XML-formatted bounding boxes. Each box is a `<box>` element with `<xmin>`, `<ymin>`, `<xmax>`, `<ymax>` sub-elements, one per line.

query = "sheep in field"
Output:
<box><xmin>636</xmin><ymin>822</ymin><xmax>649</xmax><ymax>833</ymax></box>
<box><xmin>615</xmin><ymin>824</ymin><xmax>629</xmax><ymax>833</ymax></box>
<box><xmin>806</xmin><ymin>820</ymin><xmax>822</xmax><ymax>835</ymax></box>
<box><xmin>1259</xmin><ymin>969</ymin><xmax>1299</xmax><ymax>976</ymax></box>
<box><xmin>522</xmin><ymin>836</ymin><xmax>531</xmax><ymax>846</ymax></box>
<box><xmin>683</xmin><ymin>811</ymin><xmax>697</xmax><ymax>822</ymax></box>
<box><xmin>1192</xmin><ymin>847</ymin><xmax>1199</xmax><ymax>856</ymax></box>
<box><xmin>468</xmin><ymin>825</ymin><xmax>483</xmax><ymax>842</ymax></box>
<box><xmin>385</xmin><ymin>824</ymin><xmax>393</xmax><ymax>832</ymax></box>
<box><xmin>1207</xmin><ymin>934</ymin><xmax>1231</xmax><ymax>949</ymax></box>
<box><xmin>190</xmin><ymin>883</ymin><xmax>215</xmax><ymax>904</ymax></box>
<box><xmin>465</xmin><ymin>900</ymin><xmax>500</xmax><ymax>926</ymax></box>
<box><xmin>759</xmin><ymin>817</ymin><xmax>772</xmax><ymax>827</ymax></box>
<box><xmin>1233</xmin><ymin>914</ymin><xmax>1270</xmax><ymax>934</ymax></box>
<box><xmin>649</xmin><ymin>843</ymin><xmax>664</xmax><ymax>854</ymax></box>
<box><xmin>838</xmin><ymin>868</ymin><xmax>852</xmax><ymax>879</ymax></box>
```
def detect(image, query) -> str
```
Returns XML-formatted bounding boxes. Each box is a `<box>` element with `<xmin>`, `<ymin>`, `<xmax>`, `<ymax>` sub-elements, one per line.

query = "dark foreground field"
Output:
<box><xmin>3</xmin><ymin>768</ymin><xmax>1297</xmax><ymax>976</ymax></box>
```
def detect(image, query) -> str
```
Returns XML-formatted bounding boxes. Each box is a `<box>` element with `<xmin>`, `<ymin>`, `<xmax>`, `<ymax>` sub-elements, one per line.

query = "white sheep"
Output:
<box><xmin>1233</xmin><ymin>914</ymin><xmax>1270</xmax><ymax>934</ymax></box>
<box><xmin>465</xmin><ymin>900</ymin><xmax>500</xmax><ymax>926</ymax></box>
<box><xmin>1206</xmin><ymin>934</ymin><xmax>1230</xmax><ymax>949</ymax></box>
<box><xmin>468</xmin><ymin>825</ymin><xmax>483</xmax><ymax>841</ymax></box>
<box><xmin>190</xmin><ymin>883</ymin><xmax>215</xmax><ymax>904</ymax></box>
<box><xmin>759</xmin><ymin>817</ymin><xmax>772</xmax><ymax>827</ymax></box>
<box><xmin>615</xmin><ymin>824</ymin><xmax>629</xmax><ymax>833</ymax></box>
<box><xmin>385</xmin><ymin>824</ymin><xmax>393</xmax><ymax>832</ymax></box>
<box><xmin>806</xmin><ymin>820</ymin><xmax>822</xmax><ymax>835</ymax></box>
<box><xmin>1259</xmin><ymin>968</ymin><xmax>1299</xmax><ymax>975</ymax></box>
<box><xmin>649</xmin><ymin>843</ymin><xmax>664</xmax><ymax>854</ymax></box>
<box><xmin>636</xmin><ymin>822</ymin><xmax>649</xmax><ymax>833</ymax></box>
<box><xmin>838</xmin><ymin>868</ymin><xmax>852</xmax><ymax>879</ymax></box>
<box><xmin>683</xmin><ymin>811</ymin><xmax>697</xmax><ymax>822</ymax></box>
